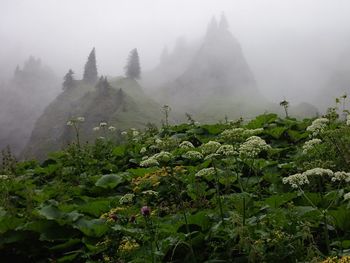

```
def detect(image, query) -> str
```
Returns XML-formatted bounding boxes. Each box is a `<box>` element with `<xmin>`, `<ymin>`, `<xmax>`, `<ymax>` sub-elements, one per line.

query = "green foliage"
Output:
<box><xmin>2</xmin><ymin>114</ymin><xmax>350</xmax><ymax>262</ymax></box>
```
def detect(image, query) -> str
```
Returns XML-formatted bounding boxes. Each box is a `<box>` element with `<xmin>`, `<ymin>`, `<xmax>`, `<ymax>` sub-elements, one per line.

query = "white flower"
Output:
<box><xmin>344</xmin><ymin>192</ymin><xmax>350</xmax><ymax>201</ymax></box>
<box><xmin>66</xmin><ymin>121</ymin><xmax>73</xmax><ymax>126</ymax></box>
<box><xmin>119</xmin><ymin>193</ymin><xmax>135</xmax><ymax>204</ymax></box>
<box><xmin>239</xmin><ymin>136</ymin><xmax>270</xmax><ymax>158</ymax></box>
<box><xmin>204</xmin><ymin>153</ymin><xmax>221</xmax><ymax>160</ymax></box>
<box><xmin>216</xmin><ymin>144</ymin><xmax>236</xmax><ymax>156</ymax></box>
<box><xmin>179</xmin><ymin>141</ymin><xmax>195</xmax><ymax>149</ymax></box>
<box><xmin>303</xmin><ymin>168</ymin><xmax>333</xmax><ymax>178</ymax></box>
<box><xmin>140</xmin><ymin>157</ymin><xmax>159</xmax><ymax>167</ymax></box>
<box><xmin>332</xmin><ymin>171</ymin><xmax>350</xmax><ymax>183</ymax></box>
<box><xmin>140</xmin><ymin>147</ymin><xmax>147</xmax><ymax>154</ymax></box>
<box><xmin>195</xmin><ymin>167</ymin><xmax>216</xmax><ymax>178</ymax></box>
<box><xmin>76</xmin><ymin>117</ymin><xmax>85</xmax><ymax>122</ymax></box>
<box><xmin>132</xmin><ymin>130</ymin><xmax>139</xmax><ymax>136</ymax></box>
<box><xmin>282</xmin><ymin>173</ymin><xmax>310</xmax><ymax>189</ymax></box>
<box><xmin>155</xmin><ymin>138</ymin><xmax>163</xmax><ymax>144</ymax></box>
<box><xmin>153</xmin><ymin>151</ymin><xmax>173</xmax><ymax>163</ymax></box>
<box><xmin>306</xmin><ymin>118</ymin><xmax>329</xmax><ymax>137</ymax></box>
<box><xmin>93</xmin><ymin>127</ymin><xmax>100</xmax><ymax>132</ymax></box>
<box><xmin>201</xmin><ymin>141</ymin><xmax>221</xmax><ymax>155</ymax></box>
<box><xmin>100</xmin><ymin>122</ymin><xmax>107</xmax><ymax>127</ymax></box>
<box><xmin>182</xmin><ymin>151</ymin><xmax>203</xmax><ymax>161</ymax></box>
<box><xmin>142</xmin><ymin>190</ymin><xmax>159</xmax><ymax>196</ymax></box>
<box><xmin>347</xmin><ymin>115</ymin><xmax>350</xmax><ymax>126</ymax></box>
<box><xmin>121</xmin><ymin>131</ymin><xmax>127</xmax><ymax>136</ymax></box>
<box><xmin>221</xmin><ymin>128</ymin><xmax>245</xmax><ymax>142</ymax></box>
<box><xmin>142</xmin><ymin>155</ymin><xmax>149</xmax><ymax>160</ymax></box>
<box><xmin>0</xmin><ymin>175</ymin><xmax>9</xmax><ymax>180</ymax></box>
<box><xmin>108</xmin><ymin>126</ymin><xmax>116</xmax><ymax>132</ymax></box>
<box><xmin>302</xmin><ymin>139</ymin><xmax>322</xmax><ymax>154</ymax></box>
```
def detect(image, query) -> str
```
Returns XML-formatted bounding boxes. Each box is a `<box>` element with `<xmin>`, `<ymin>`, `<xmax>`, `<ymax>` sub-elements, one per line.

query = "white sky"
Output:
<box><xmin>1</xmin><ymin>0</ymin><xmax>350</xmax><ymax>101</ymax></box>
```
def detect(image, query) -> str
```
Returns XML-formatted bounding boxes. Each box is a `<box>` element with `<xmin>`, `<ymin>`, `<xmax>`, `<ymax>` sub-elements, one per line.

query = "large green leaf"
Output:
<box><xmin>73</xmin><ymin>218</ymin><xmax>108</xmax><ymax>237</ymax></box>
<box><xmin>95</xmin><ymin>174</ymin><xmax>125</xmax><ymax>189</ymax></box>
<box><xmin>264</xmin><ymin>192</ymin><xmax>297</xmax><ymax>208</ymax></box>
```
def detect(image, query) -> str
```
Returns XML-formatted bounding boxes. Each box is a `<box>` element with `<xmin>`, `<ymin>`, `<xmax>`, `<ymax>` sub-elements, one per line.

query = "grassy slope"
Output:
<box><xmin>22</xmin><ymin>78</ymin><xmax>162</xmax><ymax>160</ymax></box>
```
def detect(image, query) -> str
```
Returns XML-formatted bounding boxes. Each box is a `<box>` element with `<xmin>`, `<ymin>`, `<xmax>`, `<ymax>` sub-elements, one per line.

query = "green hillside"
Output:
<box><xmin>1</xmin><ymin>114</ymin><xmax>350</xmax><ymax>262</ymax></box>
<box><xmin>22</xmin><ymin>78</ymin><xmax>162</xmax><ymax>160</ymax></box>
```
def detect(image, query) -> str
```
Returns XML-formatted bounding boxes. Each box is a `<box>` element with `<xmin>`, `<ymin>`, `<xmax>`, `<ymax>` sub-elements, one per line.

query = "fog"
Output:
<box><xmin>1</xmin><ymin>0</ymin><xmax>350</xmax><ymax>103</ymax></box>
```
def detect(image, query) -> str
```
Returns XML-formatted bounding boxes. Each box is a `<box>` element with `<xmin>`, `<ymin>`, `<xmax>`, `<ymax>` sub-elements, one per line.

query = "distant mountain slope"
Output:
<box><xmin>144</xmin><ymin>16</ymin><xmax>269</xmax><ymax>119</ymax></box>
<box><xmin>22</xmin><ymin>78</ymin><xmax>162</xmax><ymax>160</ymax></box>
<box><xmin>0</xmin><ymin>57</ymin><xmax>59</xmax><ymax>155</ymax></box>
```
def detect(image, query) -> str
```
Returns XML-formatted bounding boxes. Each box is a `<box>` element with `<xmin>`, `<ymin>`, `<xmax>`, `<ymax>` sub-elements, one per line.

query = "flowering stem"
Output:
<box><xmin>169</xmin><ymin>165</ymin><xmax>197</xmax><ymax>262</ymax></box>
<box><xmin>323</xmin><ymin>211</ymin><xmax>330</xmax><ymax>255</ymax></box>
<box><xmin>213</xmin><ymin>161</ymin><xmax>225</xmax><ymax>225</ymax></box>
<box><xmin>73</xmin><ymin>123</ymin><xmax>80</xmax><ymax>148</ymax></box>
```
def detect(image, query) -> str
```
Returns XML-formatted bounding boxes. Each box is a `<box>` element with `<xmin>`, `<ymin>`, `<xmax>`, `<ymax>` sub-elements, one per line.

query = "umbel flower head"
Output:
<box><xmin>182</xmin><ymin>150</ymin><xmax>203</xmax><ymax>161</ymax></box>
<box><xmin>283</xmin><ymin>168</ymin><xmax>350</xmax><ymax>189</ymax></box>
<box><xmin>179</xmin><ymin>140</ymin><xmax>195</xmax><ymax>150</ymax></box>
<box><xmin>200</xmin><ymin>141</ymin><xmax>221</xmax><ymax>155</ymax></box>
<box><xmin>302</xmin><ymin>138</ymin><xmax>322</xmax><ymax>154</ymax></box>
<box><xmin>67</xmin><ymin>116</ymin><xmax>85</xmax><ymax>126</ymax></box>
<box><xmin>306</xmin><ymin>118</ymin><xmax>329</xmax><ymax>137</ymax></box>
<box><xmin>216</xmin><ymin>144</ymin><xmax>236</xmax><ymax>156</ymax></box>
<box><xmin>239</xmin><ymin>136</ymin><xmax>270</xmax><ymax>158</ymax></box>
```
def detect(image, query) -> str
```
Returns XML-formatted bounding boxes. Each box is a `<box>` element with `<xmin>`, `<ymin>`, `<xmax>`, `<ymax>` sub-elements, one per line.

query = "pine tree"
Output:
<box><xmin>206</xmin><ymin>16</ymin><xmax>218</xmax><ymax>37</ymax></box>
<box><xmin>219</xmin><ymin>13</ymin><xmax>229</xmax><ymax>31</ymax></box>
<box><xmin>62</xmin><ymin>69</ymin><xmax>75</xmax><ymax>90</ymax></box>
<box><xmin>95</xmin><ymin>76</ymin><xmax>110</xmax><ymax>95</ymax></box>
<box><xmin>125</xmin><ymin>48</ymin><xmax>141</xmax><ymax>79</ymax></box>
<box><xmin>83</xmin><ymin>48</ymin><xmax>98</xmax><ymax>84</ymax></box>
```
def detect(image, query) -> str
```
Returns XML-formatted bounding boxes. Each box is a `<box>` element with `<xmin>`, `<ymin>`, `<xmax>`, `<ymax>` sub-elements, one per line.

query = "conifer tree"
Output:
<box><xmin>83</xmin><ymin>48</ymin><xmax>98</xmax><ymax>84</ymax></box>
<box><xmin>62</xmin><ymin>69</ymin><xmax>75</xmax><ymax>90</ymax></box>
<box><xmin>125</xmin><ymin>48</ymin><xmax>141</xmax><ymax>79</ymax></box>
<box><xmin>95</xmin><ymin>76</ymin><xmax>110</xmax><ymax>95</ymax></box>
<box><xmin>206</xmin><ymin>16</ymin><xmax>218</xmax><ymax>36</ymax></box>
<box><xmin>219</xmin><ymin>13</ymin><xmax>229</xmax><ymax>31</ymax></box>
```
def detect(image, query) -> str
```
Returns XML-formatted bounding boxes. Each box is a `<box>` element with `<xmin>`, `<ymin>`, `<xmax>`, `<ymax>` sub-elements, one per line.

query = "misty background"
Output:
<box><xmin>1</xmin><ymin>0</ymin><xmax>350</xmax><ymax>103</ymax></box>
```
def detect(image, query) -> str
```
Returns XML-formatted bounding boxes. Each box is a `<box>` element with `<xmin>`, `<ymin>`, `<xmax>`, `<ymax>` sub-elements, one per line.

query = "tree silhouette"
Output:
<box><xmin>62</xmin><ymin>69</ymin><xmax>75</xmax><ymax>90</ymax></box>
<box><xmin>125</xmin><ymin>48</ymin><xmax>141</xmax><ymax>79</ymax></box>
<box><xmin>83</xmin><ymin>48</ymin><xmax>98</xmax><ymax>84</ymax></box>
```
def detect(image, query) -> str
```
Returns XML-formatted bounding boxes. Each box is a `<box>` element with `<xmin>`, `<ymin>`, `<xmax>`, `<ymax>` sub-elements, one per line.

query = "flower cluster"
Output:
<box><xmin>93</xmin><ymin>122</ymin><xmax>117</xmax><ymax>132</ymax></box>
<box><xmin>140</xmin><ymin>151</ymin><xmax>173</xmax><ymax>167</ymax></box>
<box><xmin>118</xmin><ymin>238</ymin><xmax>140</xmax><ymax>253</ymax></box>
<box><xmin>195</xmin><ymin>167</ymin><xmax>216</xmax><ymax>178</ymax></box>
<box><xmin>221</xmin><ymin>128</ymin><xmax>264</xmax><ymax>143</ymax></box>
<box><xmin>132</xmin><ymin>168</ymin><xmax>169</xmax><ymax>191</ymax></box>
<box><xmin>344</xmin><ymin>192</ymin><xmax>350</xmax><ymax>201</ymax></box>
<box><xmin>302</xmin><ymin>138</ymin><xmax>322</xmax><ymax>154</ymax></box>
<box><xmin>66</xmin><ymin>116</ymin><xmax>85</xmax><ymax>126</ymax></box>
<box><xmin>282</xmin><ymin>173</ymin><xmax>310</xmax><ymax>188</ymax></box>
<box><xmin>303</xmin><ymin>167</ymin><xmax>334</xmax><ymax>178</ymax></box>
<box><xmin>179</xmin><ymin>140</ymin><xmax>195</xmax><ymax>149</ymax></box>
<box><xmin>239</xmin><ymin>136</ymin><xmax>270</xmax><ymax>158</ymax></box>
<box><xmin>182</xmin><ymin>150</ymin><xmax>203</xmax><ymax>161</ymax></box>
<box><xmin>119</xmin><ymin>193</ymin><xmax>135</xmax><ymax>205</ymax></box>
<box><xmin>0</xmin><ymin>175</ymin><xmax>9</xmax><ymax>180</ymax></box>
<box><xmin>140</xmin><ymin>147</ymin><xmax>147</xmax><ymax>154</ymax></box>
<box><xmin>306</xmin><ymin>118</ymin><xmax>329</xmax><ymax>137</ymax></box>
<box><xmin>140</xmin><ymin>157</ymin><xmax>159</xmax><ymax>167</ymax></box>
<box><xmin>284</xmin><ymin>168</ymin><xmax>350</xmax><ymax>189</ymax></box>
<box><xmin>221</xmin><ymin>128</ymin><xmax>245</xmax><ymax>142</ymax></box>
<box><xmin>331</xmin><ymin>171</ymin><xmax>350</xmax><ymax>183</ymax></box>
<box><xmin>153</xmin><ymin>151</ymin><xmax>173</xmax><ymax>163</ymax></box>
<box><xmin>141</xmin><ymin>190</ymin><xmax>159</xmax><ymax>196</ymax></box>
<box><xmin>216</xmin><ymin>144</ymin><xmax>236</xmax><ymax>156</ymax></box>
<box><xmin>200</xmin><ymin>141</ymin><xmax>221</xmax><ymax>155</ymax></box>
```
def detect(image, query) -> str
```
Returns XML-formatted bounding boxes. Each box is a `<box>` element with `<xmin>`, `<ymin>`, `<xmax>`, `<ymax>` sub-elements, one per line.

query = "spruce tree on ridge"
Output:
<box><xmin>83</xmin><ymin>48</ymin><xmax>98</xmax><ymax>84</ymax></box>
<box><xmin>125</xmin><ymin>48</ymin><xmax>141</xmax><ymax>79</ymax></box>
